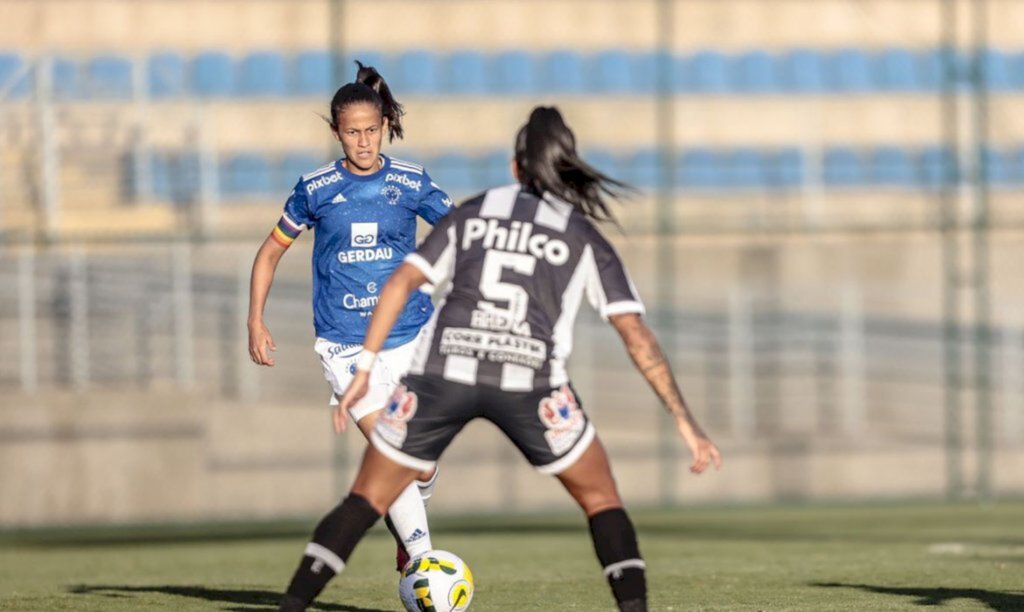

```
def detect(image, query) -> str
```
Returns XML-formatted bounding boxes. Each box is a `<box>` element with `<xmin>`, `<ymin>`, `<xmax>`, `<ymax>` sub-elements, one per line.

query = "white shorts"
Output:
<box><xmin>315</xmin><ymin>331</ymin><xmax>423</xmax><ymax>422</ymax></box>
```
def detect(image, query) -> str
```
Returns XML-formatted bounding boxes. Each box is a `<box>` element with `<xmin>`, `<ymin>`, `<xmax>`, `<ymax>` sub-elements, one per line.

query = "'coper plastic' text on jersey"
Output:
<box><xmin>273</xmin><ymin>155</ymin><xmax>453</xmax><ymax>349</ymax></box>
<box><xmin>404</xmin><ymin>184</ymin><xmax>644</xmax><ymax>391</ymax></box>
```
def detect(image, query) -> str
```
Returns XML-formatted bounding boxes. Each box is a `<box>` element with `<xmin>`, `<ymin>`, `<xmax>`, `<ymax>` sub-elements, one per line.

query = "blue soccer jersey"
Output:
<box><xmin>273</xmin><ymin>155</ymin><xmax>454</xmax><ymax>349</ymax></box>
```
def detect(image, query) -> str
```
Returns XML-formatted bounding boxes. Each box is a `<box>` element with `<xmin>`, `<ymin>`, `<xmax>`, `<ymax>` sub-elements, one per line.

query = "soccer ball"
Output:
<box><xmin>398</xmin><ymin>549</ymin><xmax>474</xmax><ymax>612</ymax></box>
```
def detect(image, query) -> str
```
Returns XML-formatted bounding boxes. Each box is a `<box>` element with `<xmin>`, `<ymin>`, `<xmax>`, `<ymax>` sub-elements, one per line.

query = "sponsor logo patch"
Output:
<box><xmin>351</xmin><ymin>222</ymin><xmax>378</xmax><ymax>248</ymax></box>
<box><xmin>386</xmin><ymin>172</ymin><xmax>422</xmax><ymax>191</ymax></box>
<box><xmin>331</xmin><ymin>192</ymin><xmax>348</xmax><ymax>204</ymax></box>
<box><xmin>305</xmin><ymin>172</ymin><xmax>342</xmax><ymax>194</ymax></box>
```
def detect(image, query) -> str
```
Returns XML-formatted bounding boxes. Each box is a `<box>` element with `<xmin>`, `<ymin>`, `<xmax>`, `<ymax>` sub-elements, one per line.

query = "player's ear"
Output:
<box><xmin>510</xmin><ymin>159</ymin><xmax>520</xmax><ymax>182</ymax></box>
<box><xmin>381</xmin><ymin>116</ymin><xmax>389</xmax><ymax>133</ymax></box>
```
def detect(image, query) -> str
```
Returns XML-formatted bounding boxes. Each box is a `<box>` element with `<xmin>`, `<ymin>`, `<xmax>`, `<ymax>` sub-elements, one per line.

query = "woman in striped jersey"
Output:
<box><xmin>248</xmin><ymin>61</ymin><xmax>453</xmax><ymax>575</ymax></box>
<box><xmin>277</xmin><ymin>107</ymin><xmax>721</xmax><ymax>612</ymax></box>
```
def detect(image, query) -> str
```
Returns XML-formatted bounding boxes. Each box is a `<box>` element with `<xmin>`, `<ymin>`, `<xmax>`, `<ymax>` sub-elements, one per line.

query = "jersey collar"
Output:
<box><xmin>336</xmin><ymin>154</ymin><xmax>391</xmax><ymax>182</ymax></box>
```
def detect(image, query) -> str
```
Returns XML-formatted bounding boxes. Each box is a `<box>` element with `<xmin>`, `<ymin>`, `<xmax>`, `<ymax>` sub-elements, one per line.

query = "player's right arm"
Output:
<box><xmin>610</xmin><ymin>313</ymin><xmax>722</xmax><ymax>475</ymax></box>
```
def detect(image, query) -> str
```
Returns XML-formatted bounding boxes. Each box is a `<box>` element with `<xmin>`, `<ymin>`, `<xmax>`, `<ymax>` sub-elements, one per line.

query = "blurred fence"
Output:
<box><xmin>2</xmin><ymin>0</ymin><xmax>1024</xmax><ymax>525</ymax></box>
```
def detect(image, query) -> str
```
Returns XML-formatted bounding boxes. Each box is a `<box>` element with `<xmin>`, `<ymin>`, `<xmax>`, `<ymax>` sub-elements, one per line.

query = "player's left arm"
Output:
<box><xmin>415</xmin><ymin>172</ymin><xmax>454</xmax><ymax>225</ymax></box>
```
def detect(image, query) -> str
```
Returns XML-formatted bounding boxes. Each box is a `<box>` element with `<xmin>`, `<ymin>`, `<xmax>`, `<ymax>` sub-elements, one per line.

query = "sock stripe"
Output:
<box><xmin>305</xmin><ymin>542</ymin><xmax>345</xmax><ymax>574</ymax></box>
<box><xmin>603</xmin><ymin>559</ymin><xmax>646</xmax><ymax>578</ymax></box>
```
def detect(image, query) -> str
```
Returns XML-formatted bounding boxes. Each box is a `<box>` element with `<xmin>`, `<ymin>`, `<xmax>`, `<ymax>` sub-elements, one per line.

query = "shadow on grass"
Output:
<box><xmin>813</xmin><ymin>582</ymin><xmax>1024</xmax><ymax>611</ymax></box>
<box><xmin>68</xmin><ymin>584</ymin><xmax>386</xmax><ymax>611</ymax></box>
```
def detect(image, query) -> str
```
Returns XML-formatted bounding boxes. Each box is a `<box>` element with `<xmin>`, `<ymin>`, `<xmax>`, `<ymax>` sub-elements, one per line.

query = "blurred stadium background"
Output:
<box><xmin>1</xmin><ymin>0</ymin><xmax>1023</xmax><ymax>529</ymax></box>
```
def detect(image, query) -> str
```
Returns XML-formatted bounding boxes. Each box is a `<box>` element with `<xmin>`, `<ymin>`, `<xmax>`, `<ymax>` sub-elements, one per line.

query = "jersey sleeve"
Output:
<box><xmin>405</xmin><ymin>212</ymin><xmax>457</xmax><ymax>286</ymax></box>
<box><xmin>415</xmin><ymin>170</ymin><xmax>455</xmax><ymax>225</ymax></box>
<box><xmin>271</xmin><ymin>182</ymin><xmax>313</xmax><ymax>247</ymax></box>
<box><xmin>584</xmin><ymin>226</ymin><xmax>646</xmax><ymax>320</ymax></box>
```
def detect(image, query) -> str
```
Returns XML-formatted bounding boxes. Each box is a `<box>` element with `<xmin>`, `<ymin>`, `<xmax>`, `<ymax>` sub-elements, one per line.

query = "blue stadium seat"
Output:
<box><xmin>149</xmin><ymin>151</ymin><xmax>200</xmax><ymax>204</ymax></box>
<box><xmin>583</xmin><ymin>149</ymin><xmax>619</xmax><ymax>181</ymax></box>
<box><xmin>445</xmin><ymin>50</ymin><xmax>487</xmax><ymax>95</ymax></box>
<box><xmin>191</xmin><ymin>52</ymin><xmax>234</xmax><ymax>97</ymax></box>
<box><xmin>481</xmin><ymin>151</ymin><xmax>512</xmax><ymax>187</ymax></box>
<box><xmin>979</xmin><ymin>50</ymin><xmax>1012</xmax><ymax>91</ymax></box>
<box><xmin>733</xmin><ymin>50</ymin><xmax>777</xmax><ymax>93</ymax></box>
<box><xmin>823</xmin><ymin>147</ymin><xmax>865</xmax><ymax>185</ymax></box>
<box><xmin>87</xmin><ymin>54</ymin><xmax>134</xmax><ymax>99</ymax></box>
<box><xmin>222</xmin><ymin>153</ymin><xmax>272</xmax><ymax>197</ymax></box>
<box><xmin>0</xmin><ymin>53</ymin><xmax>30</xmax><ymax>98</ymax></box>
<box><xmin>772</xmin><ymin>148</ymin><xmax>805</xmax><ymax>188</ymax></box>
<box><xmin>672</xmin><ymin>55</ymin><xmax>692</xmax><ymax>92</ymax></box>
<box><xmin>676</xmin><ymin>149</ymin><xmax>720</xmax><ymax>189</ymax></box>
<box><xmin>1007</xmin><ymin>146</ymin><xmax>1024</xmax><ymax>184</ymax></box>
<box><xmin>824</xmin><ymin>49</ymin><xmax>871</xmax><ymax>92</ymax></box>
<box><xmin>626</xmin><ymin>149</ymin><xmax>662</xmax><ymax>188</ymax></box>
<box><xmin>293</xmin><ymin>51</ymin><xmax>332</xmax><ymax>96</ymax></box>
<box><xmin>279</xmin><ymin>152</ymin><xmax>322</xmax><ymax>192</ymax></box>
<box><xmin>778</xmin><ymin>49</ymin><xmax>824</xmax><ymax>93</ymax></box>
<box><xmin>725</xmin><ymin>148</ymin><xmax>767</xmax><ymax>188</ymax></box>
<box><xmin>1009</xmin><ymin>52</ymin><xmax>1024</xmax><ymax>90</ymax></box>
<box><xmin>874</xmin><ymin>49</ymin><xmax>919</xmax><ymax>92</ymax></box>
<box><xmin>630</xmin><ymin>51</ymin><xmax>662</xmax><ymax>94</ymax></box>
<box><xmin>540</xmin><ymin>50</ymin><xmax>586</xmax><ymax>93</ymax></box>
<box><xmin>430</xmin><ymin>152</ymin><xmax>476</xmax><ymax>192</ymax></box>
<box><xmin>237</xmin><ymin>51</ymin><xmax>287</xmax><ymax>97</ymax></box>
<box><xmin>690</xmin><ymin>51</ymin><xmax>729</xmax><ymax>93</ymax></box>
<box><xmin>488</xmin><ymin>51</ymin><xmax>538</xmax><ymax>95</ymax></box>
<box><xmin>918</xmin><ymin>49</ymin><xmax>969</xmax><ymax>90</ymax></box>
<box><xmin>869</xmin><ymin>147</ymin><xmax>915</xmax><ymax>185</ymax></box>
<box><xmin>51</xmin><ymin>56</ymin><xmax>80</xmax><ymax>99</ymax></box>
<box><xmin>148</xmin><ymin>52</ymin><xmax>186</xmax><ymax>98</ymax></box>
<box><xmin>981</xmin><ymin>147</ymin><xmax>1011</xmax><ymax>184</ymax></box>
<box><xmin>396</xmin><ymin>50</ymin><xmax>439</xmax><ymax>95</ymax></box>
<box><xmin>589</xmin><ymin>50</ymin><xmax>632</xmax><ymax>93</ymax></box>
<box><xmin>918</xmin><ymin>146</ymin><xmax>957</xmax><ymax>188</ymax></box>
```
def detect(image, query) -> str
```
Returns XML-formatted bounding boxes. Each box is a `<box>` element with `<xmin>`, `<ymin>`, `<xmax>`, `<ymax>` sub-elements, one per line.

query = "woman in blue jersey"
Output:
<box><xmin>247</xmin><ymin>61</ymin><xmax>452</xmax><ymax>571</ymax></box>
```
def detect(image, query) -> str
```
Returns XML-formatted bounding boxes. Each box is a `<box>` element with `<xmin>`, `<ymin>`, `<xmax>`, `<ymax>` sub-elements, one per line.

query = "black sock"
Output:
<box><xmin>589</xmin><ymin>508</ymin><xmax>647</xmax><ymax>610</ymax></box>
<box><xmin>282</xmin><ymin>493</ymin><xmax>382</xmax><ymax>608</ymax></box>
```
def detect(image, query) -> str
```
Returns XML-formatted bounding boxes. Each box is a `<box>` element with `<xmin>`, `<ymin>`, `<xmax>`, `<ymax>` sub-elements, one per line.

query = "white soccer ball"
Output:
<box><xmin>398</xmin><ymin>549</ymin><xmax>474</xmax><ymax>612</ymax></box>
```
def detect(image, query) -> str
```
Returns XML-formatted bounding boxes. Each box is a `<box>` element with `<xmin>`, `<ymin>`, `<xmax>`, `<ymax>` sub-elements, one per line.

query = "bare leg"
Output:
<box><xmin>555</xmin><ymin>435</ymin><xmax>623</xmax><ymax>516</ymax></box>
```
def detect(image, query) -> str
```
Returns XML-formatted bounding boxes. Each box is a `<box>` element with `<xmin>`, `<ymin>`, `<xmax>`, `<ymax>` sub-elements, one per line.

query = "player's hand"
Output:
<box><xmin>676</xmin><ymin>420</ymin><xmax>722</xmax><ymax>474</ymax></box>
<box><xmin>334</xmin><ymin>371</ymin><xmax>369</xmax><ymax>434</ymax></box>
<box><xmin>248</xmin><ymin>321</ymin><xmax>277</xmax><ymax>366</ymax></box>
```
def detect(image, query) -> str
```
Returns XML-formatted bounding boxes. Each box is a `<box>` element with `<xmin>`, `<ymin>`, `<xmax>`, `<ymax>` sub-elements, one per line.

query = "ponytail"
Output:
<box><xmin>327</xmin><ymin>60</ymin><xmax>405</xmax><ymax>142</ymax></box>
<box><xmin>514</xmin><ymin>106</ymin><xmax>629</xmax><ymax>224</ymax></box>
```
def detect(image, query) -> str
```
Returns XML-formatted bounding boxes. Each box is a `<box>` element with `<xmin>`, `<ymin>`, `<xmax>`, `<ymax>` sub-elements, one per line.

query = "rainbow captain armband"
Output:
<box><xmin>271</xmin><ymin>214</ymin><xmax>304</xmax><ymax>247</ymax></box>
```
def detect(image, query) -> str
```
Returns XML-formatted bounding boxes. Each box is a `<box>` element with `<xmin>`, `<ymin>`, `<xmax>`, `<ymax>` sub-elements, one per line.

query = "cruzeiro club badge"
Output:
<box><xmin>381</xmin><ymin>184</ymin><xmax>402</xmax><ymax>206</ymax></box>
<box><xmin>377</xmin><ymin>385</ymin><xmax>418</xmax><ymax>447</ymax></box>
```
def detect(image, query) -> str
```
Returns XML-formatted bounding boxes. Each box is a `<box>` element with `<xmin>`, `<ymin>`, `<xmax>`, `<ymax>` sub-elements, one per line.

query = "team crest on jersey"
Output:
<box><xmin>381</xmin><ymin>185</ymin><xmax>402</xmax><ymax>206</ymax></box>
<box><xmin>376</xmin><ymin>385</ymin><xmax>418</xmax><ymax>447</ymax></box>
<box><xmin>538</xmin><ymin>386</ymin><xmax>585</xmax><ymax>455</ymax></box>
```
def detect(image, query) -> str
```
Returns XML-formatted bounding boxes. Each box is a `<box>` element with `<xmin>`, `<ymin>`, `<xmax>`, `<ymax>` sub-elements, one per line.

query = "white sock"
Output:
<box><xmin>387</xmin><ymin>481</ymin><xmax>432</xmax><ymax>559</ymax></box>
<box><xmin>416</xmin><ymin>467</ymin><xmax>439</xmax><ymax>506</ymax></box>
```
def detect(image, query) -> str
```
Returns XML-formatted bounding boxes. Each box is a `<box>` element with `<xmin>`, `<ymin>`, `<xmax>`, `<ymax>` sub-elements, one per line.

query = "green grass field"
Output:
<box><xmin>2</xmin><ymin>502</ymin><xmax>1022</xmax><ymax>611</ymax></box>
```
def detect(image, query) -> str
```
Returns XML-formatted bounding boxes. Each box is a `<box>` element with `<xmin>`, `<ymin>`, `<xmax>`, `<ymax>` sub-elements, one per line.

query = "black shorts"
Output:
<box><xmin>370</xmin><ymin>374</ymin><xmax>596</xmax><ymax>475</ymax></box>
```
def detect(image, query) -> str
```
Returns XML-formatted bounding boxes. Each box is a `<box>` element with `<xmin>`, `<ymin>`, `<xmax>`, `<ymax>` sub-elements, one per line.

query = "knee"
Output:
<box><xmin>578</xmin><ymin>491</ymin><xmax>623</xmax><ymax>518</ymax></box>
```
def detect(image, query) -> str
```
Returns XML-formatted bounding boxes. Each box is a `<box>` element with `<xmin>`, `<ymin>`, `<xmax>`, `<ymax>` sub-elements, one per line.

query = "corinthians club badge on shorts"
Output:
<box><xmin>538</xmin><ymin>386</ymin><xmax>585</xmax><ymax>456</ymax></box>
<box><xmin>377</xmin><ymin>385</ymin><xmax>418</xmax><ymax>447</ymax></box>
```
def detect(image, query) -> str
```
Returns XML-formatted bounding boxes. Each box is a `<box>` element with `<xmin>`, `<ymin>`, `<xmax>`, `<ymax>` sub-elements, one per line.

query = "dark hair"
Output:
<box><xmin>327</xmin><ymin>61</ymin><xmax>405</xmax><ymax>142</ymax></box>
<box><xmin>514</xmin><ymin>106</ymin><xmax>629</xmax><ymax>224</ymax></box>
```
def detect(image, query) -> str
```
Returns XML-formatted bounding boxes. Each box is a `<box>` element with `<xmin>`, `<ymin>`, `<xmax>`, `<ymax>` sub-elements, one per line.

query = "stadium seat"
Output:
<box><xmin>0</xmin><ymin>52</ymin><xmax>30</xmax><ymax>98</ymax></box>
<box><xmin>626</xmin><ymin>149</ymin><xmax>662</xmax><ymax>188</ymax></box>
<box><xmin>869</xmin><ymin>147</ymin><xmax>915</xmax><ymax>186</ymax></box>
<box><xmin>293</xmin><ymin>51</ymin><xmax>332</xmax><ymax>96</ymax></box>
<box><xmin>1009</xmin><ymin>52</ymin><xmax>1024</xmax><ymax>90</ymax></box>
<box><xmin>51</xmin><ymin>55</ymin><xmax>80</xmax><ymax>99</ymax></box>
<box><xmin>149</xmin><ymin>150</ymin><xmax>200</xmax><ymax>204</ymax></box>
<box><xmin>396</xmin><ymin>50</ymin><xmax>440</xmax><ymax>95</ymax></box>
<box><xmin>824</xmin><ymin>49</ymin><xmax>871</xmax><ymax>93</ymax></box>
<box><xmin>488</xmin><ymin>51</ymin><xmax>538</xmax><ymax>95</ymax></box>
<box><xmin>222</xmin><ymin>153</ymin><xmax>272</xmax><ymax>197</ymax></box>
<box><xmin>582</xmin><ymin>149</ymin><xmax>619</xmax><ymax>181</ymax></box>
<box><xmin>733</xmin><ymin>50</ymin><xmax>778</xmax><ymax>93</ymax></box>
<box><xmin>481</xmin><ymin>151</ymin><xmax>512</xmax><ymax>187</ymax></box>
<box><xmin>725</xmin><ymin>148</ymin><xmax>767</xmax><ymax>188</ymax></box>
<box><xmin>671</xmin><ymin>54</ymin><xmax>693</xmax><ymax>93</ymax></box>
<box><xmin>148</xmin><ymin>52</ymin><xmax>187</xmax><ymax>98</ymax></box>
<box><xmin>278</xmin><ymin>152</ymin><xmax>323</xmax><ymax>192</ymax></box>
<box><xmin>445</xmin><ymin>50</ymin><xmax>488</xmax><ymax>95</ymax></box>
<box><xmin>979</xmin><ymin>50</ymin><xmax>1012</xmax><ymax>91</ymax></box>
<box><xmin>1007</xmin><ymin>146</ymin><xmax>1024</xmax><ymax>184</ymax></box>
<box><xmin>677</xmin><ymin>149</ymin><xmax>720</xmax><ymax>189</ymax></box>
<box><xmin>630</xmin><ymin>51</ymin><xmax>662</xmax><ymax>94</ymax></box>
<box><xmin>690</xmin><ymin>50</ymin><xmax>729</xmax><ymax>93</ymax></box>
<box><xmin>589</xmin><ymin>50</ymin><xmax>632</xmax><ymax>93</ymax></box>
<box><xmin>237</xmin><ymin>51</ymin><xmax>287</xmax><ymax>97</ymax></box>
<box><xmin>823</xmin><ymin>147</ymin><xmax>865</xmax><ymax>186</ymax></box>
<box><xmin>918</xmin><ymin>49</ymin><xmax>969</xmax><ymax>90</ymax></box>
<box><xmin>981</xmin><ymin>147</ymin><xmax>1011</xmax><ymax>184</ymax></box>
<box><xmin>540</xmin><ymin>50</ymin><xmax>586</xmax><ymax>93</ymax></box>
<box><xmin>918</xmin><ymin>146</ymin><xmax>957</xmax><ymax>188</ymax></box>
<box><xmin>778</xmin><ymin>49</ymin><xmax>824</xmax><ymax>93</ymax></box>
<box><xmin>191</xmin><ymin>51</ymin><xmax>234</xmax><ymax>97</ymax></box>
<box><xmin>87</xmin><ymin>54</ymin><xmax>134</xmax><ymax>99</ymax></box>
<box><xmin>772</xmin><ymin>148</ymin><xmax>805</xmax><ymax>188</ymax></box>
<box><xmin>430</xmin><ymin>152</ymin><xmax>476</xmax><ymax>192</ymax></box>
<box><xmin>874</xmin><ymin>49</ymin><xmax>920</xmax><ymax>92</ymax></box>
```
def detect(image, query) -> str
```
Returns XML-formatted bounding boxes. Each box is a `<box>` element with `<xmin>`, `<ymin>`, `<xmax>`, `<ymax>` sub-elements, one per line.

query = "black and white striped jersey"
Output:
<box><xmin>403</xmin><ymin>184</ymin><xmax>644</xmax><ymax>392</ymax></box>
